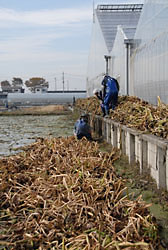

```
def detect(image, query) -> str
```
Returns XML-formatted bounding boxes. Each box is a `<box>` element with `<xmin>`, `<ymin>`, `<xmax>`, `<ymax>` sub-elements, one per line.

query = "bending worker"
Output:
<box><xmin>93</xmin><ymin>88</ymin><xmax>103</xmax><ymax>101</ymax></box>
<box><xmin>93</xmin><ymin>88</ymin><xmax>106</xmax><ymax>117</ymax></box>
<box><xmin>74</xmin><ymin>114</ymin><xmax>92</xmax><ymax>141</ymax></box>
<box><xmin>101</xmin><ymin>75</ymin><xmax>119</xmax><ymax>117</ymax></box>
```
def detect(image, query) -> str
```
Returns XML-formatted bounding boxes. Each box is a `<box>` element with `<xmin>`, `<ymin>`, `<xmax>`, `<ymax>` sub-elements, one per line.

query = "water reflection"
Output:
<box><xmin>0</xmin><ymin>115</ymin><xmax>74</xmax><ymax>157</ymax></box>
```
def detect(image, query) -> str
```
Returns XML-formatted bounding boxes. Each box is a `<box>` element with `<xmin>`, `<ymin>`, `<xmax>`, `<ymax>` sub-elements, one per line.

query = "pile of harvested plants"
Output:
<box><xmin>0</xmin><ymin>136</ymin><xmax>159</xmax><ymax>249</ymax></box>
<box><xmin>75</xmin><ymin>96</ymin><xmax>168</xmax><ymax>139</ymax></box>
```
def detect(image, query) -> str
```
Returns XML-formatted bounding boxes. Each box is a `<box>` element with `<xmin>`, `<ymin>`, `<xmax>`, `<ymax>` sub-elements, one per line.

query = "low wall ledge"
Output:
<box><xmin>141</xmin><ymin>133</ymin><xmax>168</xmax><ymax>149</ymax></box>
<box><xmin>79</xmin><ymin>110</ymin><xmax>168</xmax><ymax>149</ymax></box>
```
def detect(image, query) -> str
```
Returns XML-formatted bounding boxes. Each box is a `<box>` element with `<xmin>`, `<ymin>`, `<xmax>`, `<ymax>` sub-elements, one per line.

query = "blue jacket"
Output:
<box><xmin>102</xmin><ymin>76</ymin><xmax>118</xmax><ymax>95</ymax></box>
<box><xmin>74</xmin><ymin>119</ymin><xmax>91</xmax><ymax>136</ymax></box>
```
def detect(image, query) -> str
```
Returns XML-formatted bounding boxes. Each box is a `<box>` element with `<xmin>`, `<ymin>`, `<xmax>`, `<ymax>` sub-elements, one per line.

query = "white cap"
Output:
<box><xmin>93</xmin><ymin>88</ymin><xmax>100</xmax><ymax>95</ymax></box>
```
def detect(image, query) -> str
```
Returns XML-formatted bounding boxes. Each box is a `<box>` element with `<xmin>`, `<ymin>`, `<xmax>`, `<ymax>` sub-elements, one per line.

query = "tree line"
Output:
<box><xmin>0</xmin><ymin>77</ymin><xmax>49</xmax><ymax>93</ymax></box>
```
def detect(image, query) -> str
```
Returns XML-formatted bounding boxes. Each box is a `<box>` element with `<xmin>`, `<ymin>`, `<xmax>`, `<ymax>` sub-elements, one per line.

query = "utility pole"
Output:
<box><xmin>62</xmin><ymin>72</ymin><xmax>65</xmax><ymax>92</ymax></box>
<box><xmin>54</xmin><ymin>77</ymin><xmax>57</xmax><ymax>91</ymax></box>
<box><xmin>93</xmin><ymin>1</ymin><xmax>95</xmax><ymax>23</ymax></box>
<box><xmin>67</xmin><ymin>80</ymin><xmax>69</xmax><ymax>91</ymax></box>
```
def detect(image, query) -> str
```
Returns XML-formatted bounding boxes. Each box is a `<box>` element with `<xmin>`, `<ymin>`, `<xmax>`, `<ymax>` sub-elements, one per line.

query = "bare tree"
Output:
<box><xmin>12</xmin><ymin>77</ymin><xmax>23</xmax><ymax>87</ymax></box>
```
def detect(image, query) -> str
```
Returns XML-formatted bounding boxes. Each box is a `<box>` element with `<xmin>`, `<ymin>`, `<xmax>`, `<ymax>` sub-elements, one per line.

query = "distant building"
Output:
<box><xmin>8</xmin><ymin>92</ymin><xmax>86</xmax><ymax>106</ymax></box>
<box><xmin>47</xmin><ymin>90</ymin><xmax>86</xmax><ymax>93</ymax></box>
<box><xmin>34</xmin><ymin>85</ymin><xmax>48</xmax><ymax>93</ymax></box>
<box><xmin>0</xmin><ymin>84</ymin><xmax>12</xmax><ymax>93</ymax></box>
<box><xmin>0</xmin><ymin>92</ymin><xmax>8</xmax><ymax>106</ymax></box>
<box><xmin>12</xmin><ymin>86</ymin><xmax>25</xmax><ymax>93</ymax></box>
<box><xmin>0</xmin><ymin>82</ymin><xmax>25</xmax><ymax>93</ymax></box>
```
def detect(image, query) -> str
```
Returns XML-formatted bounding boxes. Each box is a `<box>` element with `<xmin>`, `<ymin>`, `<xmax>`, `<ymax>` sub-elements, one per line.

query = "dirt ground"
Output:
<box><xmin>22</xmin><ymin>104</ymin><xmax>67</xmax><ymax>112</ymax></box>
<box><xmin>0</xmin><ymin>104</ymin><xmax>71</xmax><ymax>115</ymax></box>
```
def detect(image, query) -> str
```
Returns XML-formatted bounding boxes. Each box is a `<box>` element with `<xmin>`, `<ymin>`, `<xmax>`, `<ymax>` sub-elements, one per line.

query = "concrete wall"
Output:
<box><xmin>90</xmin><ymin>115</ymin><xmax>168</xmax><ymax>191</ymax></box>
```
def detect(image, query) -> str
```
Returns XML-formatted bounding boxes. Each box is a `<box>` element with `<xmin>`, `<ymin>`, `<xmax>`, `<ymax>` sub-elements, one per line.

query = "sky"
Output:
<box><xmin>0</xmin><ymin>0</ymin><xmax>144</xmax><ymax>91</ymax></box>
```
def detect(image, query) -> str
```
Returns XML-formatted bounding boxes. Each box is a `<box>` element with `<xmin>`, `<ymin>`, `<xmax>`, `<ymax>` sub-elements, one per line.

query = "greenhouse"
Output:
<box><xmin>87</xmin><ymin>0</ymin><xmax>168</xmax><ymax>105</ymax></box>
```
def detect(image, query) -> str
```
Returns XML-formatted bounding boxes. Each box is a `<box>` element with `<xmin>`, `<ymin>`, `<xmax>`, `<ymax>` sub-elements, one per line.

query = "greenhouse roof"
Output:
<box><xmin>97</xmin><ymin>4</ymin><xmax>143</xmax><ymax>12</ymax></box>
<box><xmin>122</xmin><ymin>27</ymin><xmax>137</xmax><ymax>40</ymax></box>
<box><xmin>96</xmin><ymin>4</ymin><xmax>143</xmax><ymax>52</ymax></box>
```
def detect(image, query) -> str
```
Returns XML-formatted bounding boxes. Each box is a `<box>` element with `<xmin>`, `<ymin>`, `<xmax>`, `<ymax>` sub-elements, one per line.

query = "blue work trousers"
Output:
<box><xmin>103</xmin><ymin>91</ymin><xmax>118</xmax><ymax>115</ymax></box>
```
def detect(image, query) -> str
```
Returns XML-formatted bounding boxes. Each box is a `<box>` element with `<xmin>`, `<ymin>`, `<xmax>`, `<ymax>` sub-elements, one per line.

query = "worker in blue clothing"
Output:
<box><xmin>101</xmin><ymin>75</ymin><xmax>119</xmax><ymax>117</ymax></box>
<box><xmin>74</xmin><ymin>114</ymin><xmax>92</xmax><ymax>141</ymax></box>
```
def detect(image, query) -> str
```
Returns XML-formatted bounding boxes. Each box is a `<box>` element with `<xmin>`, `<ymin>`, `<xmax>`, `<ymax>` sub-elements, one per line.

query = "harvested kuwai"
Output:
<box><xmin>0</xmin><ymin>137</ymin><xmax>159</xmax><ymax>249</ymax></box>
<box><xmin>75</xmin><ymin>96</ymin><xmax>168</xmax><ymax>139</ymax></box>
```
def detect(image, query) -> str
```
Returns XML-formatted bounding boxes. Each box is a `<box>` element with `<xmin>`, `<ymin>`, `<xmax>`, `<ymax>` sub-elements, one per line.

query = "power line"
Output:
<box><xmin>64</xmin><ymin>72</ymin><xmax>86</xmax><ymax>78</ymax></box>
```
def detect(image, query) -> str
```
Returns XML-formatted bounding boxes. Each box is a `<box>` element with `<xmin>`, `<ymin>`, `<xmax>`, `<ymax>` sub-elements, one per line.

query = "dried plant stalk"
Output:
<box><xmin>0</xmin><ymin>136</ymin><xmax>159</xmax><ymax>249</ymax></box>
<box><xmin>75</xmin><ymin>96</ymin><xmax>168</xmax><ymax>139</ymax></box>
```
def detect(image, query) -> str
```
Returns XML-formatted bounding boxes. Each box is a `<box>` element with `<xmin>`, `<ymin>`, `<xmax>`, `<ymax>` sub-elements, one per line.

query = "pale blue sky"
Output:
<box><xmin>0</xmin><ymin>0</ymin><xmax>144</xmax><ymax>90</ymax></box>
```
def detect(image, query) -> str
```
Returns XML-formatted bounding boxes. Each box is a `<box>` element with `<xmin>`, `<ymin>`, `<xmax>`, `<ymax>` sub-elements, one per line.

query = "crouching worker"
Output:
<box><xmin>74</xmin><ymin>114</ymin><xmax>92</xmax><ymax>141</ymax></box>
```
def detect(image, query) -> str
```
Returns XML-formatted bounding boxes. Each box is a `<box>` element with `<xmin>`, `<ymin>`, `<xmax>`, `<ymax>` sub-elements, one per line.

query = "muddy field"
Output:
<box><xmin>0</xmin><ymin>106</ymin><xmax>76</xmax><ymax>157</ymax></box>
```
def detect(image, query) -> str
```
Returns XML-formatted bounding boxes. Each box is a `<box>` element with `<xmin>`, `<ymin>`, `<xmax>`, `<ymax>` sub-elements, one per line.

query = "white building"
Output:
<box><xmin>87</xmin><ymin>0</ymin><xmax>168</xmax><ymax>105</ymax></box>
<box><xmin>34</xmin><ymin>85</ymin><xmax>48</xmax><ymax>93</ymax></box>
